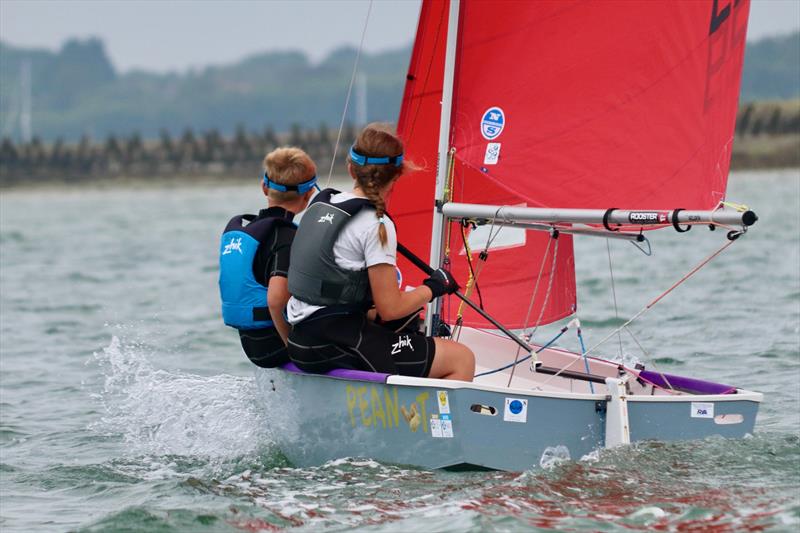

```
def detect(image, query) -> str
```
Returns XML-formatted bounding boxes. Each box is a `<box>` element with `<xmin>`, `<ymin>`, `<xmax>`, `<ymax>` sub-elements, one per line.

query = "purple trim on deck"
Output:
<box><xmin>638</xmin><ymin>370</ymin><xmax>737</xmax><ymax>395</ymax></box>
<box><xmin>280</xmin><ymin>362</ymin><xmax>390</xmax><ymax>383</ymax></box>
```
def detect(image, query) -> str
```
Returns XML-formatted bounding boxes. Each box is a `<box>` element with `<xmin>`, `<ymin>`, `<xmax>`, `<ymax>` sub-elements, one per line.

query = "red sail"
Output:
<box><xmin>393</xmin><ymin>0</ymin><xmax>576</xmax><ymax>329</ymax></box>
<box><xmin>392</xmin><ymin>0</ymin><xmax>449</xmax><ymax>314</ymax></box>
<box><xmin>452</xmin><ymin>0</ymin><xmax>750</xmax><ymax>210</ymax></box>
<box><xmin>392</xmin><ymin>0</ymin><xmax>750</xmax><ymax>329</ymax></box>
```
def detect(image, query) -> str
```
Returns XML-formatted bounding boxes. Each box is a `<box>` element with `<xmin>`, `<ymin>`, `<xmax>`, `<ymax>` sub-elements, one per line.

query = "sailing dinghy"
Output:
<box><xmin>255</xmin><ymin>0</ymin><xmax>761</xmax><ymax>471</ymax></box>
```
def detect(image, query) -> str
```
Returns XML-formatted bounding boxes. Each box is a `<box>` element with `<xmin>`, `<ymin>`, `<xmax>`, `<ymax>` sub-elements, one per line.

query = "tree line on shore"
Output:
<box><xmin>1</xmin><ymin>101</ymin><xmax>798</xmax><ymax>186</ymax></box>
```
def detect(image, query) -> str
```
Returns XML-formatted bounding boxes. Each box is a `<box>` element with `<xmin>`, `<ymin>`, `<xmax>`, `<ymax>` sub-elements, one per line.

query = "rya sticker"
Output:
<box><xmin>483</xmin><ymin>143</ymin><xmax>501</xmax><ymax>165</ymax></box>
<box><xmin>691</xmin><ymin>402</ymin><xmax>714</xmax><ymax>419</ymax></box>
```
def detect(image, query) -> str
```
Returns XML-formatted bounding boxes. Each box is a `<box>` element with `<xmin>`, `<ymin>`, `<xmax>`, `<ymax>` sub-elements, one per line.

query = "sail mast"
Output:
<box><xmin>426</xmin><ymin>0</ymin><xmax>460</xmax><ymax>334</ymax></box>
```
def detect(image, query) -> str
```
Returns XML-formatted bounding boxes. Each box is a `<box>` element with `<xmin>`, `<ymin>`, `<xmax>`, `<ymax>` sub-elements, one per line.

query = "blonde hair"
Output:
<box><xmin>263</xmin><ymin>147</ymin><xmax>316</xmax><ymax>202</ymax></box>
<box><xmin>348</xmin><ymin>123</ymin><xmax>414</xmax><ymax>246</ymax></box>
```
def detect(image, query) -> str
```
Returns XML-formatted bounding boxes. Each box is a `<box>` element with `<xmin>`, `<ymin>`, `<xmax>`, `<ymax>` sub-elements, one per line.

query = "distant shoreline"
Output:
<box><xmin>731</xmin><ymin>134</ymin><xmax>800</xmax><ymax>170</ymax></box>
<box><xmin>0</xmin><ymin>174</ymin><xmax>355</xmax><ymax>193</ymax></box>
<box><xmin>1</xmin><ymin>168</ymin><xmax>796</xmax><ymax>194</ymax></box>
<box><xmin>1</xmin><ymin>100</ymin><xmax>798</xmax><ymax>188</ymax></box>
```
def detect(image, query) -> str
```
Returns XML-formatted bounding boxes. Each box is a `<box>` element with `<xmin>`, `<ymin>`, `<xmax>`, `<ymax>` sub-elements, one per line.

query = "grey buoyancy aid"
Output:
<box><xmin>288</xmin><ymin>188</ymin><xmax>375</xmax><ymax>308</ymax></box>
<box><xmin>219</xmin><ymin>208</ymin><xmax>296</xmax><ymax>329</ymax></box>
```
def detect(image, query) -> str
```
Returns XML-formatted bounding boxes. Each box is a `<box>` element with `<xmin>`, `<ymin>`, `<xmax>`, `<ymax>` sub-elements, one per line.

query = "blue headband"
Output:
<box><xmin>349</xmin><ymin>146</ymin><xmax>404</xmax><ymax>167</ymax></box>
<box><xmin>263</xmin><ymin>173</ymin><xmax>320</xmax><ymax>193</ymax></box>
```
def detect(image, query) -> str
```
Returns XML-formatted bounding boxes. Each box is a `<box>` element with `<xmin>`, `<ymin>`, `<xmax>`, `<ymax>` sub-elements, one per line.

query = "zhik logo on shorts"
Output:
<box><xmin>391</xmin><ymin>335</ymin><xmax>414</xmax><ymax>355</ymax></box>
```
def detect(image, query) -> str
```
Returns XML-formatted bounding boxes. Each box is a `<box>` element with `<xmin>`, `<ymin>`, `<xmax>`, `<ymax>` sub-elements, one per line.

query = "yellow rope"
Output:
<box><xmin>443</xmin><ymin>148</ymin><xmax>457</xmax><ymax>259</ymax></box>
<box><xmin>455</xmin><ymin>224</ymin><xmax>475</xmax><ymax>324</ymax></box>
<box><xmin>719</xmin><ymin>200</ymin><xmax>749</xmax><ymax>212</ymax></box>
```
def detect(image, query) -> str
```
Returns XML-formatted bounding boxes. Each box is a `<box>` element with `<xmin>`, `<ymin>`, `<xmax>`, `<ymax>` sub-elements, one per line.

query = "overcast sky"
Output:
<box><xmin>1</xmin><ymin>0</ymin><xmax>798</xmax><ymax>74</ymax></box>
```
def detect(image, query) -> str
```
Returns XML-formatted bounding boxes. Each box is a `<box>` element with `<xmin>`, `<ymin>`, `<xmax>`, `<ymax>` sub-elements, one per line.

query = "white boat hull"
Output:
<box><xmin>255</xmin><ymin>328</ymin><xmax>761</xmax><ymax>471</ymax></box>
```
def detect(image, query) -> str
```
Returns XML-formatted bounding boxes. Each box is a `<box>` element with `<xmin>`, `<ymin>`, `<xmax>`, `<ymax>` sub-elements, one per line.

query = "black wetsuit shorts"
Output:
<box><xmin>287</xmin><ymin>312</ymin><xmax>435</xmax><ymax>377</ymax></box>
<box><xmin>239</xmin><ymin>328</ymin><xmax>289</xmax><ymax>368</ymax></box>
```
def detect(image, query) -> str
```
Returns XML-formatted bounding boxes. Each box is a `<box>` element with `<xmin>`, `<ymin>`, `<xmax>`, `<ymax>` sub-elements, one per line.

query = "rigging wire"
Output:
<box><xmin>623</xmin><ymin>326</ymin><xmax>674</xmax><ymax>391</ymax></box>
<box><xmin>576</xmin><ymin>323</ymin><xmax>594</xmax><ymax>393</ymax></box>
<box><xmin>475</xmin><ymin>326</ymin><xmax>568</xmax><ymax>378</ymax></box>
<box><xmin>325</xmin><ymin>0</ymin><xmax>374</xmax><ymax>187</ymax></box>
<box><xmin>606</xmin><ymin>238</ymin><xmax>624</xmax><ymax>359</ymax></box>
<box><xmin>533</xmin><ymin>236</ymin><xmax>739</xmax><ymax>390</ymax></box>
<box><xmin>507</xmin><ymin>230</ymin><xmax>560</xmax><ymax>387</ymax></box>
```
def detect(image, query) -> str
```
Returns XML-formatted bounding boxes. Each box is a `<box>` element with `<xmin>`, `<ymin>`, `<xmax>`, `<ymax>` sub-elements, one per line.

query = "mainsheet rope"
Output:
<box><xmin>533</xmin><ymin>236</ymin><xmax>740</xmax><ymax>391</ymax></box>
<box><xmin>325</xmin><ymin>0</ymin><xmax>374</xmax><ymax>187</ymax></box>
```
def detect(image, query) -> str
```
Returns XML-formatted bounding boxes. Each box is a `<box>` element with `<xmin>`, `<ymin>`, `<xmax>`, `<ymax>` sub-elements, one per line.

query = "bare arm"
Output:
<box><xmin>368</xmin><ymin>264</ymin><xmax>432</xmax><ymax>321</ymax></box>
<box><xmin>267</xmin><ymin>276</ymin><xmax>291</xmax><ymax>345</ymax></box>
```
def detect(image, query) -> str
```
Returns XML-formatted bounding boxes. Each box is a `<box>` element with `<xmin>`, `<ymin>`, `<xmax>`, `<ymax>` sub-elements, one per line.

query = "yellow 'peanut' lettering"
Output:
<box><xmin>370</xmin><ymin>387</ymin><xmax>386</xmax><ymax>428</ymax></box>
<box><xmin>357</xmin><ymin>386</ymin><xmax>371</xmax><ymax>426</ymax></box>
<box><xmin>384</xmin><ymin>388</ymin><xmax>399</xmax><ymax>428</ymax></box>
<box><xmin>345</xmin><ymin>385</ymin><xmax>358</xmax><ymax>427</ymax></box>
<box><xmin>416</xmin><ymin>391</ymin><xmax>429</xmax><ymax>433</ymax></box>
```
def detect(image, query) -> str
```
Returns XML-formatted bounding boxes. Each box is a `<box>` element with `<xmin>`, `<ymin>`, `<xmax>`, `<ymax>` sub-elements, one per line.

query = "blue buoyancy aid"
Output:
<box><xmin>219</xmin><ymin>209</ymin><xmax>296</xmax><ymax>330</ymax></box>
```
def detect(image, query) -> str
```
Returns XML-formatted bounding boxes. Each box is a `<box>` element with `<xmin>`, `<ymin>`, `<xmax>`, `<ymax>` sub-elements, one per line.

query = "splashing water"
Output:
<box><xmin>90</xmin><ymin>336</ymin><xmax>270</xmax><ymax>460</ymax></box>
<box><xmin>539</xmin><ymin>445</ymin><xmax>571</xmax><ymax>470</ymax></box>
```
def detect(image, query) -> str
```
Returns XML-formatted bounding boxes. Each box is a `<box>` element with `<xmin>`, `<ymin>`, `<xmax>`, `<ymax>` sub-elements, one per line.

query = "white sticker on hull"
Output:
<box><xmin>441</xmin><ymin>414</ymin><xmax>454</xmax><ymax>438</ymax></box>
<box><xmin>691</xmin><ymin>402</ymin><xmax>714</xmax><ymax>418</ymax></box>
<box><xmin>430</xmin><ymin>415</ymin><xmax>443</xmax><ymax>438</ymax></box>
<box><xmin>437</xmin><ymin>390</ymin><xmax>450</xmax><ymax>414</ymax></box>
<box><xmin>504</xmin><ymin>398</ymin><xmax>528</xmax><ymax>423</ymax></box>
<box><xmin>430</xmin><ymin>414</ymin><xmax>454</xmax><ymax>438</ymax></box>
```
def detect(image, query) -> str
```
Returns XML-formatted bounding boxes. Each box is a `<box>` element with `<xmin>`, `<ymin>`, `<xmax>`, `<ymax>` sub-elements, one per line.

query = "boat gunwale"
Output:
<box><xmin>268</xmin><ymin>368</ymin><xmax>763</xmax><ymax>404</ymax></box>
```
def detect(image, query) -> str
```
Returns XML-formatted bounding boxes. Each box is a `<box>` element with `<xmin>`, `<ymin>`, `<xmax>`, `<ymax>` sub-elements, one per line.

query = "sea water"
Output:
<box><xmin>1</xmin><ymin>171</ymin><xmax>798</xmax><ymax>532</ymax></box>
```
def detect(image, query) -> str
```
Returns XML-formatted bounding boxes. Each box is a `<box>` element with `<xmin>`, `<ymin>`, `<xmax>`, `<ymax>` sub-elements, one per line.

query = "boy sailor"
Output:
<box><xmin>219</xmin><ymin>147</ymin><xmax>317</xmax><ymax>367</ymax></box>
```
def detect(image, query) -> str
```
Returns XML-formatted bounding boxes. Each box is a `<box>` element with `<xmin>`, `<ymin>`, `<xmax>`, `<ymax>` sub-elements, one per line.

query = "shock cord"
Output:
<box><xmin>325</xmin><ymin>0</ymin><xmax>374</xmax><ymax>187</ymax></box>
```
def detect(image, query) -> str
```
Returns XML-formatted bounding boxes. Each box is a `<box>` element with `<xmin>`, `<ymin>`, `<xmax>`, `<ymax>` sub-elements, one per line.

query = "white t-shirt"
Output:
<box><xmin>287</xmin><ymin>191</ymin><xmax>397</xmax><ymax>324</ymax></box>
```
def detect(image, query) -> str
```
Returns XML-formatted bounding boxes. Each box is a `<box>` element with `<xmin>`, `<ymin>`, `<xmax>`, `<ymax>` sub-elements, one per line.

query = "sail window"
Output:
<box><xmin>461</xmin><ymin>205</ymin><xmax>528</xmax><ymax>254</ymax></box>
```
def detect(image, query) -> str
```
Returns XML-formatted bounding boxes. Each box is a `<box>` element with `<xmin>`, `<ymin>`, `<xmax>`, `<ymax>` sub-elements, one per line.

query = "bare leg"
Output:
<box><xmin>428</xmin><ymin>338</ymin><xmax>475</xmax><ymax>381</ymax></box>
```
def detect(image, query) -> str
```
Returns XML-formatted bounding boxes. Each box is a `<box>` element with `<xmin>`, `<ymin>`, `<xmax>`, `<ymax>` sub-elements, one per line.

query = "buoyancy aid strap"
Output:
<box><xmin>311</xmin><ymin>188</ymin><xmax>376</xmax><ymax>217</ymax></box>
<box><xmin>310</xmin><ymin>188</ymin><xmax>339</xmax><ymax>206</ymax></box>
<box><xmin>252</xmin><ymin>307</ymin><xmax>271</xmax><ymax>322</ymax></box>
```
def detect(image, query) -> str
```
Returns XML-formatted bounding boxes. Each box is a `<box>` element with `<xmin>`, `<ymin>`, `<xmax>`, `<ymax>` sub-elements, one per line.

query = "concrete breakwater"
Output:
<box><xmin>1</xmin><ymin>101</ymin><xmax>798</xmax><ymax>186</ymax></box>
<box><xmin>0</xmin><ymin>123</ymin><xmax>358</xmax><ymax>186</ymax></box>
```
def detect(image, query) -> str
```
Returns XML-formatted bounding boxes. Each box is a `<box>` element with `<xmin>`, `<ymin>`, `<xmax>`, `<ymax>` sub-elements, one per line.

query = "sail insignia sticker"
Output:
<box><xmin>503</xmin><ymin>398</ymin><xmax>528</xmax><ymax>423</ymax></box>
<box><xmin>484</xmin><ymin>143</ymin><xmax>501</xmax><ymax>165</ymax></box>
<box><xmin>481</xmin><ymin>107</ymin><xmax>505</xmax><ymax>140</ymax></box>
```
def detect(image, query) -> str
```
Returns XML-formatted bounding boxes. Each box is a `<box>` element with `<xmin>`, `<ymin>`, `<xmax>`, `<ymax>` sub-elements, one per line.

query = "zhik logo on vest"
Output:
<box><xmin>222</xmin><ymin>237</ymin><xmax>243</xmax><ymax>255</ymax></box>
<box><xmin>318</xmin><ymin>213</ymin><xmax>335</xmax><ymax>224</ymax></box>
<box><xmin>391</xmin><ymin>335</ymin><xmax>414</xmax><ymax>355</ymax></box>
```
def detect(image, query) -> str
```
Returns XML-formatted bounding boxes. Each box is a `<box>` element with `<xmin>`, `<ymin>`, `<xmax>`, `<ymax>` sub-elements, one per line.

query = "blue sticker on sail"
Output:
<box><xmin>481</xmin><ymin>107</ymin><xmax>505</xmax><ymax>140</ymax></box>
<box><xmin>509</xmin><ymin>400</ymin><xmax>523</xmax><ymax>414</ymax></box>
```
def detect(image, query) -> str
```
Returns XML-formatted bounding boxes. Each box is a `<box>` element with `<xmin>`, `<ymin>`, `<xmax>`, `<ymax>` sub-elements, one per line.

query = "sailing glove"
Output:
<box><xmin>422</xmin><ymin>268</ymin><xmax>460</xmax><ymax>301</ymax></box>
